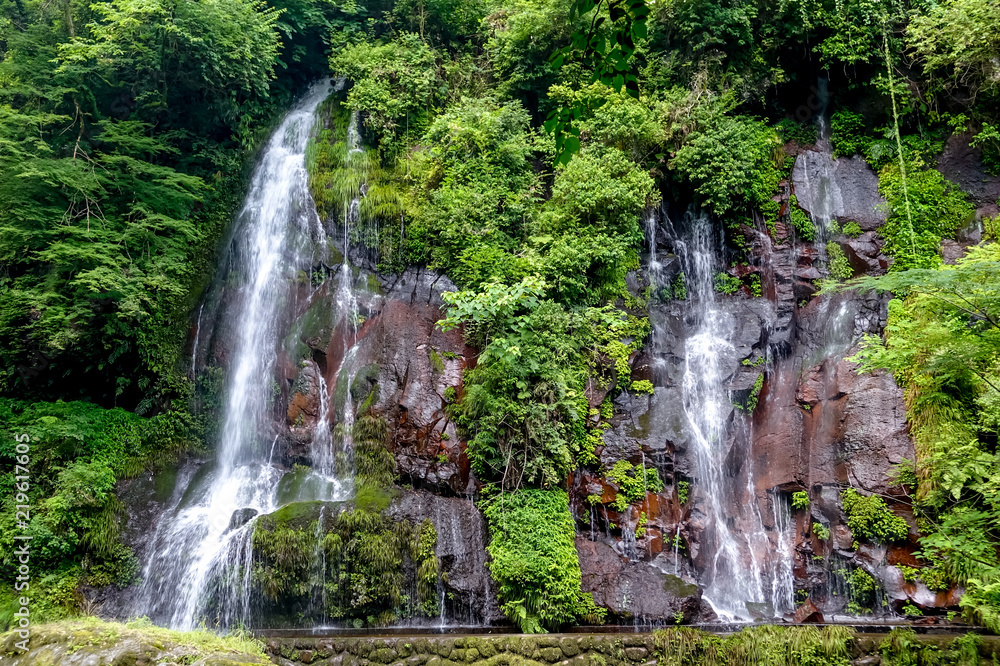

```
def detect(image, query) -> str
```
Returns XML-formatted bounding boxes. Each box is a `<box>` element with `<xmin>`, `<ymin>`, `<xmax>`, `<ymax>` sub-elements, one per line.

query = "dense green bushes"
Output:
<box><xmin>849</xmin><ymin>243</ymin><xmax>1000</xmax><ymax>629</ymax></box>
<box><xmin>0</xmin><ymin>399</ymin><xmax>200</xmax><ymax>629</ymax></box>
<box><xmin>481</xmin><ymin>488</ymin><xmax>603</xmax><ymax>633</ymax></box>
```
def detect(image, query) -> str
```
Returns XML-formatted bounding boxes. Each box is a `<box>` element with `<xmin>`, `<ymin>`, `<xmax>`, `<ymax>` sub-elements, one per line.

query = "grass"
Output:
<box><xmin>1</xmin><ymin>616</ymin><xmax>267</xmax><ymax>660</ymax></box>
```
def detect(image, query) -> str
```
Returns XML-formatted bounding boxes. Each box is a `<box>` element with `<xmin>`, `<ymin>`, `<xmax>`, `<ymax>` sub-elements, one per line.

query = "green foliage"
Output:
<box><xmin>652</xmin><ymin>625</ymin><xmax>855</xmax><ymax>666</ymax></box>
<box><xmin>845</xmin><ymin>245</ymin><xmax>1000</xmax><ymax>633</ymax></box>
<box><xmin>970</xmin><ymin>123</ymin><xmax>1000</xmax><ymax>176</ymax></box>
<box><xmin>812</xmin><ymin>523</ymin><xmax>830</xmax><ymax>541</ymax></box>
<box><xmin>735</xmin><ymin>371</ymin><xmax>764</xmax><ymax>413</ymax></box>
<box><xmin>672</xmin><ymin>273</ymin><xmax>688</xmax><ymax>300</ymax></box>
<box><xmin>839</xmin><ymin>566</ymin><xmax>879</xmax><ymax>608</ymax></box>
<box><xmin>0</xmin><ymin>0</ymin><xmax>302</xmax><ymax>402</ymax></box>
<box><xmin>827</xmin><ymin>242</ymin><xmax>854</xmax><ymax>280</ymax></box>
<box><xmin>545</xmin><ymin>0</ymin><xmax>650</xmax><ymax>164</ymax></box>
<box><xmin>791</xmin><ymin>491</ymin><xmax>810</xmax><ymax>511</ymax></box>
<box><xmin>898</xmin><ymin>565</ymin><xmax>919</xmax><ymax>584</ymax></box>
<box><xmin>252</xmin><ymin>504</ymin><xmax>439</xmax><ymax>626</ymax></box>
<box><xmin>671</xmin><ymin>114</ymin><xmax>782</xmax><ymax>226</ymax></box>
<box><xmin>878</xmin><ymin>165</ymin><xmax>974</xmax><ymax>270</ymax></box>
<box><xmin>0</xmin><ymin>399</ymin><xmax>198</xmax><ymax>625</ymax></box>
<box><xmin>842</xmin><ymin>221</ymin><xmax>863</xmax><ymax>238</ymax></box>
<box><xmin>481</xmin><ymin>488</ymin><xmax>604</xmax><ymax>633</ymax></box>
<box><xmin>630</xmin><ymin>379</ymin><xmax>654</xmax><ymax>394</ymax></box>
<box><xmin>606</xmin><ymin>459</ymin><xmax>664</xmax><ymax>506</ymax></box>
<box><xmin>439</xmin><ymin>279</ymin><xmax>649</xmax><ymax>488</ymax></box>
<box><xmin>830</xmin><ymin>110</ymin><xmax>870</xmax><ymax>158</ymax></box>
<box><xmin>841</xmin><ymin>488</ymin><xmax>909</xmax><ymax>544</ymax></box>
<box><xmin>713</xmin><ymin>272</ymin><xmax>743</xmax><ymax>295</ymax></box>
<box><xmin>676</xmin><ymin>480</ymin><xmax>689</xmax><ymax>505</ymax></box>
<box><xmin>909</xmin><ymin>0</ymin><xmax>1000</xmax><ymax>101</ymax></box>
<box><xmin>788</xmin><ymin>196</ymin><xmax>815</xmax><ymax>242</ymax></box>
<box><xmin>774</xmin><ymin>119</ymin><xmax>818</xmax><ymax>146</ymax></box>
<box><xmin>331</xmin><ymin>35</ymin><xmax>442</xmax><ymax>154</ymax></box>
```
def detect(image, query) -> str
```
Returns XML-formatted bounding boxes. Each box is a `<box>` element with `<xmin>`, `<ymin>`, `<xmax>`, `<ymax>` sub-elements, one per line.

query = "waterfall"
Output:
<box><xmin>134</xmin><ymin>80</ymin><xmax>351</xmax><ymax>630</ymax></box>
<box><xmin>190</xmin><ymin>303</ymin><xmax>204</xmax><ymax>379</ymax></box>
<box><xmin>654</xmin><ymin>209</ymin><xmax>792</xmax><ymax>620</ymax></box>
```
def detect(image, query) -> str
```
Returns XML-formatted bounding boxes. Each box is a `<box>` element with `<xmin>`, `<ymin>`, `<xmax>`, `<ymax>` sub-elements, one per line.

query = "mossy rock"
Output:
<box><xmin>261</xmin><ymin>500</ymin><xmax>340</xmax><ymax>529</ymax></box>
<box><xmin>662</xmin><ymin>573</ymin><xmax>699</xmax><ymax>597</ymax></box>
<box><xmin>284</xmin><ymin>295</ymin><xmax>335</xmax><ymax>361</ymax></box>
<box><xmin>275</xmin><ymin>467</ymin><xmax>350</xmax><ymax>506</ymax></box>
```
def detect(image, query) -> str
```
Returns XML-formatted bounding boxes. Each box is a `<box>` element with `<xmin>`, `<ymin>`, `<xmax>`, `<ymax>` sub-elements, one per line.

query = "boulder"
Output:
<box><xmin>388</xmin><ymin>489</ymin><xmax>503</xmax><ymax>625</ymax></box>
<box><xmin>793</xmin><ymin>598</ymin><xmax>825</xmax><ymax>623</ymax></box>
<box><xmin>576</xmin><ymin>538</ymin><xmax>708</xmax><ymax>623</ymax></box>
<box><xmin>228</xmin><ymin>507</ymin><xmax>259</xmax><ymax>531</ymax></box>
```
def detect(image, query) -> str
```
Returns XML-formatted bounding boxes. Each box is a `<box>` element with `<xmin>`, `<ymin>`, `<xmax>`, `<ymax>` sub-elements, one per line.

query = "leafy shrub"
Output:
<box><xmin>840</xmin><ymin>567</ymin><xmax>879</xmax><ymax>608</ymax></box>
<box><xmin>606</xmin><ymin>460</ymin><xmax>664</xmax><ymax>506</ymax></box>
<box><xmin>841</xmin><ymin>488</ymin><xmax>909</xmax><ymax>543</ymax></box>
<box><xmin>792</xmin><ymin>491</ymin><xmax>810</xmax><ymax>510</ymax></box>
<box><xmin>671</xmin><ymin>115</ymin><xmax>782</xmax><ymax>227</ymax></box>
<box><xmin>813</xmin><ymin>523</ymin><xmax>831</xmax><ymax>541</ymax></box>
<box><xmin>714</xmin><ymin>272</ymin><xmax>743</xmax><ymax>295</ymax></box>
<box><xmin>831</xmin><ymin>110</ymin><xmax>869</xmax><ymax>158</ymax></box>
<box><xmin>774</xmin><ymin>118</ymin><xmax>818</xmax><ymax>145</ymax></box>
<box><xmin>481</xmin><ymin>488</ymin><xmax>604</xmax><ymax>633</ymax></box>
<box><xmin>842</xmin><ymin>221</ymin><xmax>863</xmax><ymax>238</ymax></box>
<box><xmin>0</xmin><ymin>399</ymin><xmax>198</xmax><ymax>624</ymax></box>
<box><xmin>630</xmin><ymin>379</ymin><xmax>654</xmax><ymax>394</ymax></box>
<box><xmin>878</xmin><ymin>165</ymin><xmax>973</xmax><ymax>270</ymax></box>
<box><xmin>331</xmin><ymin>34</ymin><xmax>441</xmax><ymax>153</ymax></box>
<box><xmin>827</xmin><ymin>242</ymin><xmax>854</xmax><ymax>280</ymax></box>
<box><xmin>677</xmin><ymin>480</ymin><xmax>690</xmax><ymax>505</ymax></box>
<box><xmin>788</xmin><ymin>196</ymin><xmax>815</xmax><ymax>242</ymax></box>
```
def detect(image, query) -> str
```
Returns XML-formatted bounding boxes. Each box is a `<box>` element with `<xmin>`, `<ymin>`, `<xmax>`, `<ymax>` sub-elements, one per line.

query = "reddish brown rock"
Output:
<box><xmin>793</xmin><ymin>598</ymin><xmax>825</xmax><ymax>623</ymax></box>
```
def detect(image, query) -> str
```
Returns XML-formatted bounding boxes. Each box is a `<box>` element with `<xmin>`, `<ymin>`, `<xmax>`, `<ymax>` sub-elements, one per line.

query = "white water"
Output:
<box><xmin>655</xmin><ymin>209</ymin><xmax>794</xmax><ymax>620</ymax></box>
<box><xmin>135</xmin><ymin>80</ymin><xmax>350</xmax><ymax>629</ymax></box>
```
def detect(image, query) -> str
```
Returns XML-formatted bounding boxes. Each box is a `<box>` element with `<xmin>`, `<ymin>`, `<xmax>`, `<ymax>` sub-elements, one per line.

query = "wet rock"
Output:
<box><xmin>388</xmin><ymin>489</ymin><xmax>503</xmax><ymax>625</ymax></box>
<box><xmin>229</xmin><ymin>508</ymin><xmax>259</xmax><ymax>531</ymax></box>
<box><xmin>288</xmin><ymin>359</ymin><xmax>322</xmax><ymax>428</ymax></box>
<box><xmin>576</xmin><ymin>538</ymin><xmax>707</xmax><ymax>622</ymax></box>
<box><xmin>793</xmin><ymin>598</ymin><xmax>824</xmax><ymax>623</ymax></box>
<box><xmin>844</xmin><ymin>232</ymin><xmax>889</xmax><ymax>275</ymax></box>
<box><xmin>837</xmin><ymin>357</ymin><xmax>913</xmax><ymax>496</ymax></box>
<box><xmin>793</xmin><ymin>151</ymin><xmax>887</xmax><ymax>230</ymax></box>
<box><xmin>936</xmin><ymin>132</ymin><xmax>1000</xmax><ymax>209</ymax></box>
<box><xmin>940</xmin><ymin>239</ymin><xmax>967</xmax><ymax>265</ymax></box>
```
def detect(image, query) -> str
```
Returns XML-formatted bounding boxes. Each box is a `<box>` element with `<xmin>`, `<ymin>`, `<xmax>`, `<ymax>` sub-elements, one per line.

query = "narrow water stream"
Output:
<box><xmin>134</xmin><ymin>80</ymin><xmax>355</xmax><ymax>630</ymax></box>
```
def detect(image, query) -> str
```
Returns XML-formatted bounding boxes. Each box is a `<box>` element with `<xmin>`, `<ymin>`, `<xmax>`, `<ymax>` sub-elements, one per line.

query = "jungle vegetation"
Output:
<box><xmin>2</xmin><ymin>0</ymin><xmax>1000</xmax><ymax>635</ymax></box>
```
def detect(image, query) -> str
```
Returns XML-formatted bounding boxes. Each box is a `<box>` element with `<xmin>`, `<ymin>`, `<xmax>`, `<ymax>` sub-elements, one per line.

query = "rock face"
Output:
<box><xmin>937</xmin><ymin>132</ymin><xmax>1000</xmax><ymax>218</ymax></box>
<box><xmin>123</xmin><ymin>131</ymin><xmax>973</xmax><ymax>631</ymax></box>
<box><xmin>389</xmin><ymin>490</ymin><xmax>503</xmax><ymax>624</ymax></box>
<box><xmin>792</xmin><ymin>150</ymin><xmax>887</xmax><ymax>230</ymax></box>
<box><xmin>575</xmin><ymin>538</ymin><xmax>708</xmax><ymax>623</ymax></box>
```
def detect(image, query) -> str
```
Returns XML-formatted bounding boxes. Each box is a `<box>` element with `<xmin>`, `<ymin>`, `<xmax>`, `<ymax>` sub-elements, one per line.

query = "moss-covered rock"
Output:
<box><xmin>0</xmin><ymin>618</ymin><xmax>269</xmax><ymax>665</ymax></box>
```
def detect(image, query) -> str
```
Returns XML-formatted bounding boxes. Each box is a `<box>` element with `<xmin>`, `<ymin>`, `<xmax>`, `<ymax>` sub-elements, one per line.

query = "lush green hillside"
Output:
<box><xmin>2</xmin><ymin>0</ymin><xmax>1000</xmax><ymax>634</ymax></box>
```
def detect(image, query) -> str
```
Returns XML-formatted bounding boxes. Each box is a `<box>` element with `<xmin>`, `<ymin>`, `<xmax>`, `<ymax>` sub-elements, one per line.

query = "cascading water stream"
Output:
<box><xmin>134</xmin><ymin>80</ymin><xmax>351</xmax><ymax>630</ymax></box>
<box><xmin>652</xmin><ymin>209</ymin><xmax>794</xmax><ymax>620</ymax></box>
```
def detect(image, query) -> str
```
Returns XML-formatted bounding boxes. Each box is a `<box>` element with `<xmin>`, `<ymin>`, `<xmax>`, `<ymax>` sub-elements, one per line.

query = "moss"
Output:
<box><xmin>250</xmin><ymin>412</ymin><xmax>437</xmax><ymax>628</ymax></box>
<box><xmin>0</xmin><ymin>617</ymin><xmax>268</xmax><ymax>662</ymax></box>
<box><xmin>661</xmin><ymin>575</ymin><xmax>699</xmax><ymax>598</ymax></box>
